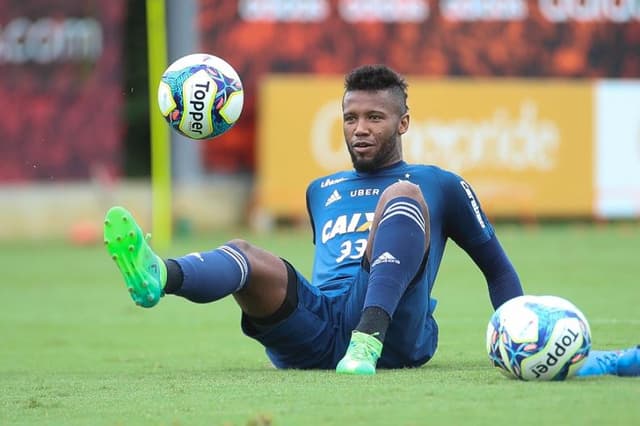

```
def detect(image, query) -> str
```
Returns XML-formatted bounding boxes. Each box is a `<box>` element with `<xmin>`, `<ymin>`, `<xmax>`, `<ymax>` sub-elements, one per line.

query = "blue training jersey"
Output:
<box><xmin>306</xmin><ymin>161</ymin><xmax>495</xmax><ymax>293</ymax></box>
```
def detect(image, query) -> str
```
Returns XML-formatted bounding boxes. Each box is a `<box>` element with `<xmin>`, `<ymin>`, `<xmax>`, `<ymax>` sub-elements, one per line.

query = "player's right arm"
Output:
<box><xmin>306</xmin><ymin>179</ymin><xmax>320</xmax><ymax>246</ymax></box>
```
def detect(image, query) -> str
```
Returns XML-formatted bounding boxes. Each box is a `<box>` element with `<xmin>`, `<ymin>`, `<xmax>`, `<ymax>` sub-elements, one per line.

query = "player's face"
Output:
<box><xmin>342</xmin><ymin>89</ymin><xmax>409</xmax><ymax>172</ymax></box>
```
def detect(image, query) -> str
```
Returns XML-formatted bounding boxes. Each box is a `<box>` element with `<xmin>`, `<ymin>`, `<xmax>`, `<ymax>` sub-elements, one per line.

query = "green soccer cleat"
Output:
<box><xmin>336</xmin><ymin>331</ymin><xmax>383</xmax><ymax>375</ymax></box>
<box><xmin>103</xmin><ymin>206</ymin><xmax>167</xmax><ymax>308</ymax></box>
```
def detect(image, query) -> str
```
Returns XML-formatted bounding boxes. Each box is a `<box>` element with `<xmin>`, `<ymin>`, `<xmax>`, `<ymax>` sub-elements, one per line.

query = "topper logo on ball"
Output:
<box><xmin>159</xmin><ymin>53</ymin><xmax>243</xmax><ymax>140</ymax></box>
<box><xmin>529</xmin><ymin>326</ymin><xmax>581</xmax><ymax>379</ymax></box>
<box><xmin>188</xmin><ymin>79</ymin><xmax>212</xmax><ymax>136</ymax></box>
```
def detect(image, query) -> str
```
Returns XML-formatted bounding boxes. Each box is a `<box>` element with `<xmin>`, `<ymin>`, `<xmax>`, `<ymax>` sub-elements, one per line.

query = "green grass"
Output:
<box><xmin>1</xmin><ymin>223</ymin><xmax>639</xmax><ymax>425</ymax></box>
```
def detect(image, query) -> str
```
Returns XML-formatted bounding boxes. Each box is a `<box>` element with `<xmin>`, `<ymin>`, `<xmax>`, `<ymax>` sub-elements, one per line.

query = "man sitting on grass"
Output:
<box><xmin>104</xmin><ymin>64</ymin><xmax>639</xmax><ymax>377</ymax></box>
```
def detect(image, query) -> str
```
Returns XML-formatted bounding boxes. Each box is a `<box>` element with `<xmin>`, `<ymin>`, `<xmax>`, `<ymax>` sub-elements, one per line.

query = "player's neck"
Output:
<box><xmin>355</xmin><ymin>160</ymin><xmax>406</xmax><ymax>176</ymax></box>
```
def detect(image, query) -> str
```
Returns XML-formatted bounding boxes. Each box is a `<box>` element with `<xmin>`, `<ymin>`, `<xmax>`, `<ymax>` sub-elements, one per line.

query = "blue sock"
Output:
<box><xmin>364</xmin><ymin>197</ymin><xmax>427</xmax><ymax>318</ymax></box>
<box><xmin>170</xmin><ymin>244</ymin><xmax>250</xmax><ymax>303</ymax></box>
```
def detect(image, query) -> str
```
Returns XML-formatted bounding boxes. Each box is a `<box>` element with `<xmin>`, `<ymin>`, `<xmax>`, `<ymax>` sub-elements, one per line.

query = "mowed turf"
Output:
<box><xmin>1</xmin><ymin>223</ymin><xmax>639</xmax><ymax>425</ymax></box>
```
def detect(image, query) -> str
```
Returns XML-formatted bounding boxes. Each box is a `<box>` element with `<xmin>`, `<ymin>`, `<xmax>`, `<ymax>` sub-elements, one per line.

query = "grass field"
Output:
<box><xmin>1</xmin><ymin>223</ymin><xmax>639</xmax><ymax>425</ymax></box>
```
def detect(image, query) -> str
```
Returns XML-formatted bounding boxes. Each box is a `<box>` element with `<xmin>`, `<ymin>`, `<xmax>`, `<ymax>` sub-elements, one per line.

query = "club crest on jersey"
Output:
<box><xmin>321</xmin><ymin>212</ymin><xmax>374</xmax><ymax>243</ymax></box>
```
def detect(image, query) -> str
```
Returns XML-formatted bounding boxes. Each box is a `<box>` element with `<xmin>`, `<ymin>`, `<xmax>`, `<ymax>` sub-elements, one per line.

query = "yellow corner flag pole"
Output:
<box><xmin>146</xmin><ymin>0</ymin><xmax>172</xmax><ymax>251</ymax></box>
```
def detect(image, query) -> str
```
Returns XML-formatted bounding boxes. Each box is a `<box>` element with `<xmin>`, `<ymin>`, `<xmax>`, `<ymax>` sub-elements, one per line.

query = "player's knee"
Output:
<box><xmin>376</xmin><ymin>182</ymin><xmax>431</xmax><ymax>237</ymax></box>
<box><xmin>227</xmin><ymin>238</ymin><xmax>252</xmax><ymax>250</ymax></box>
<box><xmin>226</xmin><ymin>238</ymin><xmax>253</xmax><ymax>254</ymax></box>
<box><xmin>380</xmin><ymin>181</ymin><xmax>421</xmax><ymax>200</ymax></box>
<box><xmin>225</xmin><ymin>238</ymin><xmax>272</xmax><ymax>272</ymax></box>
<box><xmin>225</xmin><ymin>238</ymin><xmax>258</xmax><ymax>280</ymax></box>
<box><xmin>379</xmin><ymin>181</ymin><xmax>428</xmax><ymax>210</ymax></box>
<box><xmin>226</xmin><ymin>238</ymin><xmax>284</xmax><ymax>278</ymax></box>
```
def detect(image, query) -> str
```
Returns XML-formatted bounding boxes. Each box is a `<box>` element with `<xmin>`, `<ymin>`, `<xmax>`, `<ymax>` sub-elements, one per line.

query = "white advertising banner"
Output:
<box><xmin>595</xmin><ymin>80</ymin><xmax>640</xmax><ymax>218</ymax></box>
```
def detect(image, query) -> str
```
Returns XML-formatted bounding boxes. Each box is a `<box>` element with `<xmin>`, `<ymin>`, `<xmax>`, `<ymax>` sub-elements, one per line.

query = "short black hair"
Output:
<box><xmin>344</xmin><ymin>64</ymin><xmax>408</xmax><ymax>113</ymax></box>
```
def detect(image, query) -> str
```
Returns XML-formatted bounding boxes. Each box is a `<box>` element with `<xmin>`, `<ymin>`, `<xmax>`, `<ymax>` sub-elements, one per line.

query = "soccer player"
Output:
<box><xmin>104</xmin><ymin>64</ymin><xmax>639</xmax><ymax>377</ymax></box>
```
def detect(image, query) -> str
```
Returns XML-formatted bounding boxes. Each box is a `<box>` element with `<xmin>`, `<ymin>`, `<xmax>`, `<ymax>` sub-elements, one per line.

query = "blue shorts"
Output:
<box><xmin>241</xmin><ymin>260</ymin><xmax>438</xmax><ymax>369</ymax></box>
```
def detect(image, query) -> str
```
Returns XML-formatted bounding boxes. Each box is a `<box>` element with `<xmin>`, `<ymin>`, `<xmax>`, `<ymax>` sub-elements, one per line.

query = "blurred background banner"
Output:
<box><xmin>595</xmin><ymin>80</ymin><xmax>640</xmax><ymax>218</ymax></box>
<box><xmin>0</xmin><ymin>0</ymin><xmax>125</xmax><ymax>181</ymax></box>
<box><xmin>259</xmin><ymin>77</ymin><xmax>597</xmax><ymax>218</ymax></box>
<box><xmin>198</xmin><ymin>0</ymin><xmax>640</xmax><ymax>174</ymax></box>
<box><xmin>199</xmin><ymin>0</ymin><xmax>640</xmax><ymax>220</ymax></box>
<box><xmin>1</xmin><ymin>0</ymin><xmax>639</xmax><ymax>239</ymax></box>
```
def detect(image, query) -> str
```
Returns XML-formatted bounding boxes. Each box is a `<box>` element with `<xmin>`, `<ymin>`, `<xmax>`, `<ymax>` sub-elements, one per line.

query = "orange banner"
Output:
<box><xmin>257</xmin><ymin>76</ymin><xmax>593</xmax><ymax>219</ymax></box>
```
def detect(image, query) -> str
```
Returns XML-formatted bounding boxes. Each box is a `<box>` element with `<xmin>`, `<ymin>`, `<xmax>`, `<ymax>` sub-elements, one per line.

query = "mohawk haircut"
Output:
<box><xmin>344</xmin><ymin>64</ymin><xmax>409</xmax><ymax>113</ymax></box>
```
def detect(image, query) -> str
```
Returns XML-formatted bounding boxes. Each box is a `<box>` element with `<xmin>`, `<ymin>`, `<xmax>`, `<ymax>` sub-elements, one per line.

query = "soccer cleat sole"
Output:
<box><xmin>103</xmin><ymin>206</ymin><xmax>162</xmax><ymax>308</ymax></box>
<box><xmin>336</xmin><ymin>363</ymin><xmax>376</xmax><ymax>375</ymax></box>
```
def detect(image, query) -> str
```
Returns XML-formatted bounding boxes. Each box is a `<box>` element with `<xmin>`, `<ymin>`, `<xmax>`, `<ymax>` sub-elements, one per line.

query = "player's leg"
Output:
<box><xmin>242</xmin><ymin>259</ymin><xmax>359</xmax><ymax>369</ymax></box>
<box><xmin>575</xmin><ymin>345</ymin><xmax>640</xmax><ymax>377</ymax></box>
<box><xmin>335</xmin><ymin>261</ymin><xmax>438</xmax><ymax>371</ymax></box>
<box><xmin>106</xmin><ymin>206</ymin><xmax>355</xmax><ymax>369</ymax></box>
<box><xmin>104</xmin><ymin>206</ymin><xmax>288</xmax><ymax>320</ymax></box>
<box><xmin>337</xmin><ymin>181</ymin><xmax>430</xmax><ymax>375</ymax></box>
<box><xmin>165</xmin><ymin>238</ymin><xmax>288</xmax><ymax>319</ymax></box>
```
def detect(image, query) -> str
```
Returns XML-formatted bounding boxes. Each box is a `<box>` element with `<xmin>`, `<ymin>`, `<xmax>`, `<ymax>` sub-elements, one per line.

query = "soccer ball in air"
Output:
<box><xmin>486</xmin><ymin>295</ymin><xmax>591</xmax><ymax>381</ymax></box>
<box><xmin>157</xmin><ymin>53</ymin><xmax>243</xmax><ymax>140</ymax></box>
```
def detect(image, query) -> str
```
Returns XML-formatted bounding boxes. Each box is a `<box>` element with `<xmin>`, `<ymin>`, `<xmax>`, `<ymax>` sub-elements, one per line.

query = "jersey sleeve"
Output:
<box><xmin>438</xmin><ymin>170</ymin><xmax>494</xmax><ymax>249</ymax></box>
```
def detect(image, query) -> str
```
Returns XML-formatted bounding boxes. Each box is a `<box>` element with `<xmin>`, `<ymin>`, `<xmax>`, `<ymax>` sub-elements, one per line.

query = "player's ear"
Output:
<box><xmin>398</xmin><ymin>113</ymin><xmax>410</xmax><ymax>135</ymax></box>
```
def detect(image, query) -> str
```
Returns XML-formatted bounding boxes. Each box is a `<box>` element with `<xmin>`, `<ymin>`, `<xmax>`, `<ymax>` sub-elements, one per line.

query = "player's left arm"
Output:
<box><xmin>439</xmin><ymin>171</ymin><xmax>524</xmax><ymax>309</ymax></box>
<box><xmin>465</xmin><ymin>235</ymin><xmax>523</xmax><ymax>309</ymax></box>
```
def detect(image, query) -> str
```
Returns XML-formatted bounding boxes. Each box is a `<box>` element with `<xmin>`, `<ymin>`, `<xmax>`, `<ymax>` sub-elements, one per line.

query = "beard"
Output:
<box><xmin>347</xmin><ymin>138</ymin><xmax>400</xmax><ymax>173</ymax></box>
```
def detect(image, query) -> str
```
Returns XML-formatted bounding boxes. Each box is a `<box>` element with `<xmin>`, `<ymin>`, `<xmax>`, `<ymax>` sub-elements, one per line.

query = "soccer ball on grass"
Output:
<box><xmin>157</xmin><ymin>53</ymin><xmax>243</xmax><ymax>140</ymax></box>
<box><xmin>486</xmin><ymin>295</ymin><xmax>591</xmax><ymax>381</ymax></box>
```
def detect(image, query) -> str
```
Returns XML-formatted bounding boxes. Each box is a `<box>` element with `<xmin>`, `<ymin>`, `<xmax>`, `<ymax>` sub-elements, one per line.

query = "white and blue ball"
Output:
<box><xmin>157</xmin><ymin>53</ymin><xmax>243</xmax><ymax>140</ymax></box>
<box><xmin>486</xmin><ymin>295</ymin><xmax>591</xmax><ymax>381</ymax></box>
